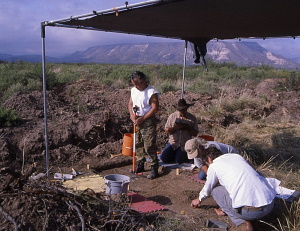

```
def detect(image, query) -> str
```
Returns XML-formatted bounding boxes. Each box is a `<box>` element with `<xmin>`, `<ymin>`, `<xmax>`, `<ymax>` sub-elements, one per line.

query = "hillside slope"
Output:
<box><xmin>1</xmin><ymin>41</ymin><xmax>299</xmax><ymax>69</ymax></box>
<box><xmin>62</xmin><ymin>41</ymin><xmax>300</xmax><ymax>69</ymax></box>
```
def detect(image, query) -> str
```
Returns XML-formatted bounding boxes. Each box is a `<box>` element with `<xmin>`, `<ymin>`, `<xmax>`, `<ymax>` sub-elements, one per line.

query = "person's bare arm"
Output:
<box><xmin>165</xmin><ymin>123</ymin><xmax>185</xmax><ymax>134</ymax></box>
<box><xmin>128</xmin><ymin>96</ymin><xmax>135</xmax><ymax>123</ymax></box>
<box><xmin>201</xmin><ymin>165</ymin><xmax>208</xmax><ymax>174</ymax></box>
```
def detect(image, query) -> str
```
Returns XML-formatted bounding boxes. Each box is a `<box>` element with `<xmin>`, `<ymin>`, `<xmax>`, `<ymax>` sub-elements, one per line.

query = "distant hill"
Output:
<box><xmin>60</xmin><ymin>41</ymin><xmax>300</xmax><ymax>69</ymax></box>
<box><xmin>1</xmin><ymin>41</ymin><xmax>299</xmax><ymax>69</ymax></box>
<box><xmin>207</xmin><ymin>42</ymin><xmax>299</xmax><ymax>68</ymax></box>
<box><xmin>290</xmin><ymin>57</ymin><xmax>300</xmax><ymax>64</ymax></box>
<box><xmin>0</xmin><ymin>53</ymin><xmax>60</xmax><ymax>63</ymax></box>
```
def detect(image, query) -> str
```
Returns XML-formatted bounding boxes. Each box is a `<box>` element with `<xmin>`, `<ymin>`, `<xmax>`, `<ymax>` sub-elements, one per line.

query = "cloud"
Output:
<box><xmin>1</xmin><ymin>0</ymin><xmax>300</xmax><ymax>59</ymax></box>
<box><xmin>256</xmin><ymin>38</ymin><xmax>300</xmax><ymax>59</ymax></box>
<box><xmin>0</xmin><ymin>0</ymin><xmax>168</xmax><ymax>56</ymax></box>
<box><xmin>44</xmin><ymin>26</ymin><xmax>169</xmax><ymax>57</ymax></box>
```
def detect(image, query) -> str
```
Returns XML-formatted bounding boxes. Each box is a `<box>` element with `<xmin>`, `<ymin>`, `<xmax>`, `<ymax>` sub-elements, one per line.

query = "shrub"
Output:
<box><xmin>187</xmin><ymin>80</ymin><xmax>218</xmax><ymax>95</ymax></box>
<box><xmin>0</xmin><ymin>62</ymin><xmax>58</xmax><ymax>100</ymax></box>
<box><xmin>0</xmin><ymin>107</ymin><xmax>21</xmax><ymax>127</ymax></box>
<box><xmin>279</xmin><ymin>71</ymin><xmax>300</xmax><ymax>91</ymax></box>
<box><xmin>158</xmin><ymin>83</ymin><xmax>178</xmax><ymax>93</ymax></box>
<box><xmin>1</xmin><ymin>62</ymin><xmax>299</xmax><ymax>102</ymax></box>
<box><xmin>221</xmin><ymin>94</ymin><xmax>263</xmax><ymax>113</ymax></box>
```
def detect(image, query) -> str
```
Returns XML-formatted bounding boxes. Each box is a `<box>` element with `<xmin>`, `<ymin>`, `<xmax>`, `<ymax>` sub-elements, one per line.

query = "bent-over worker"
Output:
<box><xmin>188</xmin><ymin>145</ymin><xmax>276</xmax><ymax>231</ymax></box>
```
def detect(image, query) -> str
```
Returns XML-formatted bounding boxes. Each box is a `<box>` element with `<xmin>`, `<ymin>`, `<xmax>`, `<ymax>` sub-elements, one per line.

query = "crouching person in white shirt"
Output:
<box><xmin>190</xmin><ymin>145</ymin><xmax>276</xmax><ymax>231</ymax></box>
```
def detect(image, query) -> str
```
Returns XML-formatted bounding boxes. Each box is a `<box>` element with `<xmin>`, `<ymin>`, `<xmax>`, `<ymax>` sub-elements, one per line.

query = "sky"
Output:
<box><xmin>1</xmin><ymin>0</ymin><xmax>300</xmax><ymax>59</ymax></box>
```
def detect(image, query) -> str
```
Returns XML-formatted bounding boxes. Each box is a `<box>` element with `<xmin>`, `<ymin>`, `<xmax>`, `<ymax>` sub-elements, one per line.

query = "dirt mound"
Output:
<box><xmin>0</xmin><ymin>78</ymin><xmax>299</xmax><ymax>230</ymax></box>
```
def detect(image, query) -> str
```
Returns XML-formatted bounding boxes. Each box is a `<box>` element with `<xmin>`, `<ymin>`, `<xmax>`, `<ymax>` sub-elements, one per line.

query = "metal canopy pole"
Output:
<box><xmin>41</xmin><ymin>23</ymin><xmax>50</xmax><ymax>177</ymax></box>
<box><xmin>46</xmin><ymin>0</ymin><xmax>162</xmax><ymax>25</ymax></box>
<box><xmin>181</xmin><ymin>40</ymin><xmax>188</xmax><ymax>99</ymax></box>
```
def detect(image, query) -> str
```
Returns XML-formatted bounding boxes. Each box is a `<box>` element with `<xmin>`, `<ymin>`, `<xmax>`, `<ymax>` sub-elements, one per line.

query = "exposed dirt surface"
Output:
<box><xmin>0</xmin><ymin>78</ymin><xmax>299</xmax><ymax>230</ymax></box>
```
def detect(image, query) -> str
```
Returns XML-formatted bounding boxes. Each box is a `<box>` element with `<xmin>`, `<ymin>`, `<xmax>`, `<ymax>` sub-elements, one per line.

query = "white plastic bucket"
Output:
<box><xmin>104</xmin><ymin>174</ymin><xmax>130</xmax><ymax>194</ymax></box>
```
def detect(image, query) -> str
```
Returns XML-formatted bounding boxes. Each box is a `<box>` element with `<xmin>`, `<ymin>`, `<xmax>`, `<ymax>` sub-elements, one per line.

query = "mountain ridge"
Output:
<box><xmin>1</xmin><ymin>41</ymin><xmax>299</xmax><ymax>69</ymax></box>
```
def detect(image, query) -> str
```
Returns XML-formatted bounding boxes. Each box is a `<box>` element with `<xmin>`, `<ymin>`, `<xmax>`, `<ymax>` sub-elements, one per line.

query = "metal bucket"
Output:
<box><xmin>104</xmin><ymin>174</ymin><xmax>130</xmax><ymax>194</ymax></box>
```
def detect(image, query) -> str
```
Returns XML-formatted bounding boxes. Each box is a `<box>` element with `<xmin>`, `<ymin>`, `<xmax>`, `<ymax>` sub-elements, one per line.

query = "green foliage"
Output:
<box><xmin>0</xmin><ymin>61</ymin><xmax>299</xmax><ymax>102</ymax></box>
<box><xmin>187</xmin><ymin>79</ymin><xmax>218</xmax><ymax>95</ymax></box>
<box><xmin>0</xmin><ymin>107</ymin><xmax>21</xmax><ymax>127</ymax></box>
<box><xmin>278</xmin><ymin>71</ymin><xmax>300</xmax><ymax>91</ymax></box>
<box><xmin>157</xmin><ymin>83</ymin><xmax>178</xmax><ymax>93</ymax></box>
<box><xmin>0</xmin><ymin>62</ymin><xmax>57</xmax><ymax>100</ymax></box>
<box><xmin>153</xmin><ymin>64</ymin><xmax>182</xmax><ymax>80</ymax></box>
<box><xmin>221</xmin><ymin>95</ymin><xmax>263</xmax><ymax>113</ymax></box>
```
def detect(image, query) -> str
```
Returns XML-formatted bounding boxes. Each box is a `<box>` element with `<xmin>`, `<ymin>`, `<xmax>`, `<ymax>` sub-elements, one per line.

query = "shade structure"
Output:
<box><xmin>46</xmin><ymin>0</ymin><xmax>300</xmax><ymax>44</ymax></box>
<box><xmin>41</xmin><ymin>0</ymin><xmax>300</xmax><ymax>176</ymax></box>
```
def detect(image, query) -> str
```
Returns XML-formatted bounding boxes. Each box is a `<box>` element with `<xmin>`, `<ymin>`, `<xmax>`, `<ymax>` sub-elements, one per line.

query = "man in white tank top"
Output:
<box><xmin>128</xmin><ymin>71</ymin><xmax>160</xmax><ymax>179</ymax></box>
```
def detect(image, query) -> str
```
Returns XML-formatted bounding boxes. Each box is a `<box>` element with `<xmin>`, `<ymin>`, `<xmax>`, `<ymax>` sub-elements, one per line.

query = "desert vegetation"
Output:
<box><xmin>0</xmin><ymin>60</ymin><xmax>298</xmax><ymax>96</ymax></box>
<box><xmin>0</xmin><ymin>60</ymin><xmax>299</xmax><ymax>230</ymax></box>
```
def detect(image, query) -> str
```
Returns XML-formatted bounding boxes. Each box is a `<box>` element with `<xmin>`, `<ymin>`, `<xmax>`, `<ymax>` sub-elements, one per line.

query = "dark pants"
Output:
<box><xmin>160</xmin><ymin>143</ymin><xmax>189</xmax><ymax>164</ymax></box>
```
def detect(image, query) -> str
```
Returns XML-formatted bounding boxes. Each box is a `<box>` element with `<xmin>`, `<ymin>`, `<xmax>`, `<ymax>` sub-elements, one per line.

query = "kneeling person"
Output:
<box><xmin>160</xmin><ymin>99</ymin><xmax>198</xmax><ymax>164</ymax></box>
<box><xmin>190</xmin><ymin>145</ymin><xmax>276</xmax><ymax>230</ymax></box>
<box><xmin>185</xmin><ymin>137</ymin><xmax>238</xmax><ymax>180</ymax></box>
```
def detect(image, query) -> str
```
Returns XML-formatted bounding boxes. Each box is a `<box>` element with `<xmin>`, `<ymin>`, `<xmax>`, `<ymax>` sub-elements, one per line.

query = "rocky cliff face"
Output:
<box><xmin>207</xmin><ymin>41</ymin><xmax>295</xmax><ymax>68</ymax></box>
<box><xmin>61</xmin><ymin>41</ymin><xmax>300</xmax><ymax>69</ymax></box>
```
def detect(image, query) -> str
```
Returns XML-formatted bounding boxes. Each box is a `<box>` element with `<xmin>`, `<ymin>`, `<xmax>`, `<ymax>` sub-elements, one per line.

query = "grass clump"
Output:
<box><xmin>221</xmin><ymin>93</ymin><xmax>263</xmax><ymax>113</ymax></box>
<box><xmin>0</xmin><ymin>62</ymin><xmax>57</xmax><ymax>100</ymax></box>
<box><xmin>157</xmin><ymin>83</ymin><xmax>178</xmax><ymax>94</ymax></box>
<box><xmin>0</xmin><ymin>107</ymin><xmax>21</xmax><ymax>127</ymax></box>
<box><xmin>1</xmin><ymin>62</ymin><xmax>298</xmax><ymax>99</ymax></box>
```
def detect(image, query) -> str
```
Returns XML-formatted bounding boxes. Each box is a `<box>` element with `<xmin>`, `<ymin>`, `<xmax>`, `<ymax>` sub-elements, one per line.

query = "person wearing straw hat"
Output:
<box><xmin>160</xmin><ymin>98</ymin><xmax>199</xmax><ymax>164</ymax></box>
<box><xmin>185</xmin><ymin>137</ymin><xmax>238</xmax><ymax>181</ymax></box>
<box><xmin>128</xmin><ymin>71</ymin><xmax>160</xmax><ymax>179</ymax></box>
<box><xmin>189</xmin><ymin>144</ymin><xmax>276</xmax><ymax>231</ymax></box>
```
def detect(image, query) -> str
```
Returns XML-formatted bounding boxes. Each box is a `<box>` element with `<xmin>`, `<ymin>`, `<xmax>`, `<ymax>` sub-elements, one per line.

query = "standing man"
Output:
<box><xmin>185</xmin><ymin>137</ymin><xmax>238</xmax><ymax>180</ymax></box>
<box><xmin>189</xmin><ymin>145</ymin><xmax>276</xmax><ymax>231</ymax></box>
<box><xmin>160</xmin><ymin>98</ymin><xmax>199</xmax><ymax>164</ymax></box>
<box><xmin>128</xmin><ymin>71</ymin><xmax>160</xmax><ymax>179</ymax></box>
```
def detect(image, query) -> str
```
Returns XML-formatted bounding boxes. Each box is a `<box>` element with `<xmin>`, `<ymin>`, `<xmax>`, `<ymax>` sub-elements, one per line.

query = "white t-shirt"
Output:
<box><xmin>199</xmin><ymin>154</ymin><xmax>276</xmax><ymax>208</ymax></box>
<box><xmin>194</xmin><ymin>141</ymin><xmax>237</xmax><ymax>168</ymax></box>
<box><xmin>131</xmin><ymin>85</ymin><xmax>159</xmax><ymax>116</ymax></box>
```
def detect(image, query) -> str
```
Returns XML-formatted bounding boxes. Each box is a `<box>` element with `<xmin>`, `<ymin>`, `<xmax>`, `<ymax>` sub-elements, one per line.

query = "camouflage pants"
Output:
<box><xmin>135</xmin><ymin>117</ymin><xmax>158</xmax><ymax>166</ymax></box>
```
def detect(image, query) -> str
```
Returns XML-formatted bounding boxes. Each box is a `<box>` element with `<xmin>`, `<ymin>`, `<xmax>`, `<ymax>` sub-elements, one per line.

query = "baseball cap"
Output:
<box><xmin>185</xmin><ymin>138</ymin><xmax>199</xmax><ymax>159</ymax></box>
